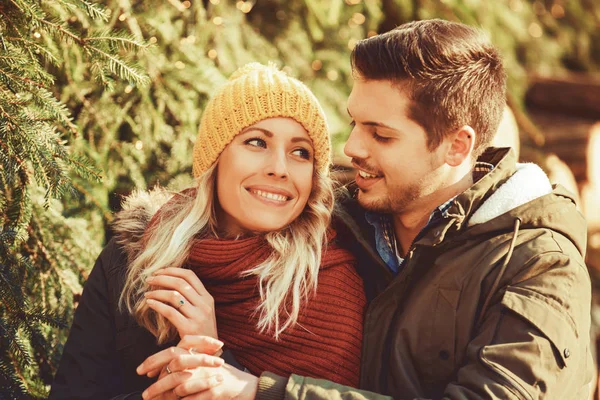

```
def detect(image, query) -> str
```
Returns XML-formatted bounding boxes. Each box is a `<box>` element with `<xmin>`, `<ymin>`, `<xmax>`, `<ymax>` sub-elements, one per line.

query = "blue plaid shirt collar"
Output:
<box><xmin>366</xmin><ymin>161</ymin><xmax>493</xmax><ymax>274</ymax></box>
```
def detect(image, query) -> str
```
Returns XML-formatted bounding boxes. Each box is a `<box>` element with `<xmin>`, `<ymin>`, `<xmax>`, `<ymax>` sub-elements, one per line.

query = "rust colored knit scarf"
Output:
<box><xmin>187</xmin><ymin>233</ymin><xmax>365</xmax><ymax>387</ymax></box>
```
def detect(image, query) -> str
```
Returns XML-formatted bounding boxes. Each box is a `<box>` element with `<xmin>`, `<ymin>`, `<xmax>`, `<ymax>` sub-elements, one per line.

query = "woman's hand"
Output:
<box><xmin>137</xmin><ymin>335</ymin><xmax>258</xmax><ymax>400</ymax></box>
<box><xmin>145</xmin><ymin>267</ymin><xmax>218</xmax><ymax>340</ymax></box>
<box><xmin>137</xmin><ymin>336</ymin><xmax>224</xmax><ymax>379</ymax></box>
<box><xmin>139</xmin><ymin>337</ymin><xmax>257</xmax><ymax>400</ymax></box>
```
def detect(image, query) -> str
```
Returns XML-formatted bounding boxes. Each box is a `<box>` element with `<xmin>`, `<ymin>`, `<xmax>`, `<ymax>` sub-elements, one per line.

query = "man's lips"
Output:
<box><xmin>354</xmin><ymin>168</ymin><xmax>382</xmax><ymax>190</ymax></box>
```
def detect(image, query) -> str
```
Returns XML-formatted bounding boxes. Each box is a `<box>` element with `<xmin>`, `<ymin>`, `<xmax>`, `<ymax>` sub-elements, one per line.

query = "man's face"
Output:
<box><xmin>344</xmin><ymin>79</ymin><xmax>449</xmax><ymax>214</ymax></box>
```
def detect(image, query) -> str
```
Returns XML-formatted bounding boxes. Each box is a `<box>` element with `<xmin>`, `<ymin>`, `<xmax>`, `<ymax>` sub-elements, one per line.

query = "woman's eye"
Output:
<box><xmin>292</xmin><ymin>148</ymin><xmax>312</xmax><ymax>160</ymax></box>
<box><xmin>245</xmin><ymin>138</ymin><xmax>267</xmax><ymax>148</ymax></box>
<box><xmin>372</xmin><ymin>132</ymin><xmax>390</xmax><ymax>143</ymax></box>
<box><xmin>349</xmin><ymin>120</ymin><xmax>356</xmax><ymax>128</ymax></box>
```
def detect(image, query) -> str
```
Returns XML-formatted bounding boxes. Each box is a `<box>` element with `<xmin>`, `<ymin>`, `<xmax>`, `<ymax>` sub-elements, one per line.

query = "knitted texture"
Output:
<box><xmin>192</xmin><ymin>63</ymin><xmax>331</xmax><ymax>177</ymax></box>
<box><xmin>186</xmin><ymin>233</ymin><xmax>365</xmax><ymax>387</ymax></box>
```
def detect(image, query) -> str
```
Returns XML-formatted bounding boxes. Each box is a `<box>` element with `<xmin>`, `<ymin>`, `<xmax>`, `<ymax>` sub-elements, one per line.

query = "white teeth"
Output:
<box><xmin>251</xmin><ymin>190</ymin><xmax>288</xmax><ymax>202</ymax></box>
<box><xmin>358</xmin><ymin>170</ymin><xmax>378</xmax><ymax>179</ymax></box>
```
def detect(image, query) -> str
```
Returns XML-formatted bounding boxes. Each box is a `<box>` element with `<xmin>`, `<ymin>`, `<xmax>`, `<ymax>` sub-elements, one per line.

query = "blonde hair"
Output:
<box><xmin>119</xmin><ymin>162</ymin><xmax>335</xmax><ymax>344</ymax></box>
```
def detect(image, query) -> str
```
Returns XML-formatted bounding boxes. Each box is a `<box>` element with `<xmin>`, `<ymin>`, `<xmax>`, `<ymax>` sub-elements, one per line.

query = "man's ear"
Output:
<box><xmin>445</xmin><ymin>125</ymin><xmax>475</xmax><ymax>167</ymax></box>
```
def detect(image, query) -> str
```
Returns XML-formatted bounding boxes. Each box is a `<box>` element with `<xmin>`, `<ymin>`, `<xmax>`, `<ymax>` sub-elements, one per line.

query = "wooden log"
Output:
<box><xmin>520</xmin><ymin>145</ymin><xmax>581</xmax><ymax>205</ymax></box>
<box><xmin>526</xmin><ymin>74</ymin><xmax>600</xmax><ymax>119</ymax></box>
<box><xmin>492</xmin><ymin>106</ymin><xmax>520</xmax><ymax>159</ymax></box>
<box><xmin>528</xmin><ymin>110</ymin><xmax>599</xmax><ymax>184</ymax></box>
<box><xmin>581</xmin><ymin>127</ymin><xmax>600</xmax><ymax>229</ymax></box>
<box><xmin>583</xmin><ymin>183</ymin><xmax>600</xmax><ymax>231</ymax></box>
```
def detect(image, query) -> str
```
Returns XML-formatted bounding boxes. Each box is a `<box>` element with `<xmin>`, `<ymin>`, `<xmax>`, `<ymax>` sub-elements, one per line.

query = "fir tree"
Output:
<box><xmin>0</xmin><ymin>0</ymin><xmax>147</xmax><ymax>397</ymax></box>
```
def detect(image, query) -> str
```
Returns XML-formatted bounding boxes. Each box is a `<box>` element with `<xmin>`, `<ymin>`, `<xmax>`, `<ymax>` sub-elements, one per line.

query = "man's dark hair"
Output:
<box><xmin>351</xmin><ymin>19</ymin><xmax>506</xmax><ymax>158</ymax></box>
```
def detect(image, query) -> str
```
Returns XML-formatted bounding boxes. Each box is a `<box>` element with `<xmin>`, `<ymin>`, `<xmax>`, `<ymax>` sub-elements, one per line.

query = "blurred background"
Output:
<box><xmin>1</xmin><ymin>0</ymin><xmax>599</xmax><ymax>397</ymax></box>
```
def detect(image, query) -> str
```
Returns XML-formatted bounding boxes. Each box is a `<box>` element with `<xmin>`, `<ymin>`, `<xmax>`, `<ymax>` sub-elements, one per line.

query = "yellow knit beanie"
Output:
<box><xmin>192</xmin><ymin>63</ymin><xmax>330</xmax><ymax>177</ymax></box>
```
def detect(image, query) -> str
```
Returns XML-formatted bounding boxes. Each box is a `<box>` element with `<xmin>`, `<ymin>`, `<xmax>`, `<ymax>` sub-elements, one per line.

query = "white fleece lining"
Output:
<box><xmin>468</xmin><ymin>163</ymin><xmax>553</xmax><ymax>226</ymax></box>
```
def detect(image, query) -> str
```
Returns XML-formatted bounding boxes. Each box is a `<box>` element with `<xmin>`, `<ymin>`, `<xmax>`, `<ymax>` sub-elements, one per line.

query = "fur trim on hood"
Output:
<box><xmin>111</xmin><ymin>187</ymin><xmax>175</xmax><ymax>263</ymax></box>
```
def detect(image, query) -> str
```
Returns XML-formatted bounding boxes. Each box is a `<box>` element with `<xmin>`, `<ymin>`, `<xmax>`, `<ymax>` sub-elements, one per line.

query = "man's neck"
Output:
<box><xmin>392</xmin><ymin>169</ymin><xmax>474</xmax><ymax>256</ymax></box>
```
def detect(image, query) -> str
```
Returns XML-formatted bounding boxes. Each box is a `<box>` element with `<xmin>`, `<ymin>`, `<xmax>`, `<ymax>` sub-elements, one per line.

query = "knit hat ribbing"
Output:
<box><xmin>192</xmin><ymin>63</ymin><xmax>330</xmax><ymax>177</ymax></box>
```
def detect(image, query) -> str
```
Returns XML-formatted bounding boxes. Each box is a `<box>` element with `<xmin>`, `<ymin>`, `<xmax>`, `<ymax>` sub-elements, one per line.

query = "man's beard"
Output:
<box><xmin>356</xmin><ymin>180</ymin><xmax>422</xmax><ymax>214</ymax></box>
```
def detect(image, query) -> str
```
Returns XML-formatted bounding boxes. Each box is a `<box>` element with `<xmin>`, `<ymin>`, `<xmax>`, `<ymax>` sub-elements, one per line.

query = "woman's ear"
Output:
<box><xmin>445</xmin><ymin>125</ymin><xmax>475</xmax><ymax>167</ymax></box>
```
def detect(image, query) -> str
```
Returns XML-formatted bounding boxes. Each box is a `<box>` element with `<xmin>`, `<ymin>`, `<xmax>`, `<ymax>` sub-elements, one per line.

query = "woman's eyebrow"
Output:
<box><xmin>240</xmin><ymin>127</ymin><xmax>273</xmax><ymax>137</ymax></box>
<box><xmin>291</xmin><ymin>137</ymin><xmax>313</xmax><ymax>147</ymax></box>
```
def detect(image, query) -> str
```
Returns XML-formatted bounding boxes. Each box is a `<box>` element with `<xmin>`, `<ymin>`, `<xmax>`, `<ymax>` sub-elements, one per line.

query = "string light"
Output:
<box><xmin>509</xmin><ymin>0</ymin><xmax>523</xmax><ymax>12</ymax></box>
<box><xmin>213</xmin><ymin>16</ymin><xmax>223</xmax><ymax>25</ymax></box>
<box><xmin>352</xmin><ymin>13</ymin><xmax>366</xmax><ymax>25</ymax></box>
<box><xmin>118</xmin><ymin>13</ymin><xmax>127</xmax><ymax>21</ymax></box>
<box><xmin>208</xmin><ymin>49</ymin><xmax>218</xmax><ymax>59</ymax></box>
<box><xmin>276</xmin><ymin>10</ymin><xmax>286</xmax><ymax>20</ymax></box>
<box><xmin>528</xmin><ymin>22</ymin><xmax>543</xmax><ymax>37</ymax></box>
<box><xmin>182</xmin><ymin>1</ymin><xmax>191</xmax><ymax>8</ymax></box>
<box><xmin>135</xmin><ymin>141</ymin><xmax>143</xmax><ymax>150</ymax></box>
<box><xmin>348</xmin><ymin>38</ymin><xmax>358</xmax><ymax>50</ymax></box>
<box><xmin>33</xmin><ymin>32</ymin><xmax>41</xmax><ymax>39</ymax></box>
<box><xmin>241</xmin><ymin>2</ymin><xmax>253</xmax><ymax>13</ymax></box>
<box><xmin>149</xmin><ymin>36</ymin><xmax>158</xmax><ymax>44</ymax></box>
<box><xmin>124</xmin><ymin>85</ymin><xmax>133</xmax><ymax>94</ymax></box>
<box><xmin>175</xmin><ymin>61</ymin><xmax>186</xmax><ymax>69</ymax></box>
<box><xmin>551</xmin><ymin>4</ymin><xmax>565</xmax><ymax>18</ymax></box>
<box><xmin>209</xmin><ymin>0</ymin><xmax>220</xmax><ymax>4</ymax></box>
<box><xmin>311</xmin><ymin>60</ymin><xmax>323</xmax><ymax>71</ymax></box>
<box><xmin>327</xmin><ymin>70</ymin><xmax>339</xmax><ymax>81</ymax></box>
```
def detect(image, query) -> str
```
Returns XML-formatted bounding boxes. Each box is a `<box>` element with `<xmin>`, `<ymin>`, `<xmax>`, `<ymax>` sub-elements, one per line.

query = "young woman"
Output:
<box><xmin>49</xmin><ymin>63</ymin><xmax>370</xmax><ymax>400</ymax></box>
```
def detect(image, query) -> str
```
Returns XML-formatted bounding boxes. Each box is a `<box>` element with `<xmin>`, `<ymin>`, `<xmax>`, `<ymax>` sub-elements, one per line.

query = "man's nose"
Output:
<box><xmin>344</xmin><ymin>128</ymin><xmax>368</xmax><ymax>160</ymax></box>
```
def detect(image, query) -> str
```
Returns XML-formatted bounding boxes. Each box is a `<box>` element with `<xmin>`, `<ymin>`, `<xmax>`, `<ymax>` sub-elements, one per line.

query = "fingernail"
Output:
<box><xmin>136</xmin><ymin>364</ymin><xmax>143</xmax><ymax>374</ymax></box>
<box><xmin>215</xmin><ymin>357</ymin><xmax>224</xmax><ymax>366</ymax></box>
<box><xmin>146</xmin><ymin>299</ymin><xmax>156</xmax><ymax>305</ymax></box>
<box><xmin>143</xmin><ymin>292</ymin><xmax>149</xmax><ymax>297</ymax></box>
<box><xmin>142</xmin><ymin>390</ymin><xmax>148</xmax><ymax>399</ymax></box>
<box><xmin>146</xmin><ymin>276</ymin><xmax>154</xmax><ymax>282</ymax></box>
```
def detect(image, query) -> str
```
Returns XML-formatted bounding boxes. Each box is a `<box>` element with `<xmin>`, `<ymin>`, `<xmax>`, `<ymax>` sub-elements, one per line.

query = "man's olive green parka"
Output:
<box><xmin>258</xmin><ymin>147</ymin><xmax>594</xmax><ymax>400</ymax></box>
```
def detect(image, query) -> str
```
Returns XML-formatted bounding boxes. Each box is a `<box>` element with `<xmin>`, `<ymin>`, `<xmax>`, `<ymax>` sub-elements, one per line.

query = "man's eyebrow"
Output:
<box><xmin>347</xmin><ymin>108</ymin><xmax>397</xmax><ymax>131</ymax></box>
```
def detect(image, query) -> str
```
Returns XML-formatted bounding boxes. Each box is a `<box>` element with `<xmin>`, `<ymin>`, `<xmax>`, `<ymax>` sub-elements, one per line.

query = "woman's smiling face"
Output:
<box><xmin>216</xmin><ymin>117</ymin><xmax>314</xmax><ymax>236</ymax></box>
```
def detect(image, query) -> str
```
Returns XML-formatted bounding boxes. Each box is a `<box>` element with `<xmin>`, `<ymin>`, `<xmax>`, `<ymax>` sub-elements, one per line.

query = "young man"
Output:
<box><xmin>141</xmin><ymin>19</ymin><xmax>594</xmax><ymax>400</ymax></box>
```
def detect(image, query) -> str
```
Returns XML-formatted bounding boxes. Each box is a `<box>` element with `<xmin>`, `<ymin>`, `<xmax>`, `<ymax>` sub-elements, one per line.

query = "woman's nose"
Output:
<box><xmin>265</xmin><ymin>151</ymin><xmax>289</xmax><ymax>179</ymax></box>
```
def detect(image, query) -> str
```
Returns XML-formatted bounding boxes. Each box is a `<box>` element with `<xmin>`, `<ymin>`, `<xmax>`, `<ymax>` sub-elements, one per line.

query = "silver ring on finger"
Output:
<box><xmin>166</xmin><ymin>365</ymin><xmax>172</xmax><ymax>374</ymax></box>
<box><xmin>189</xmin><ymin>347</ymin><xmax>197</xmax><ymax>355</ymax></box>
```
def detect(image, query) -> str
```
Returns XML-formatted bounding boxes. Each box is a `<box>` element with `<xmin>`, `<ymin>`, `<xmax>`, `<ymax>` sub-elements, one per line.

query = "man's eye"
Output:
<box><xmin>245</xmin><ymin>138</ymin><xmax>267</xmax><ymax>148</ymax></box>
<box><xmin>292</xmin><ymin>148</ymin><xmax>312</xmax><ymax>160</ymax></box>
<box><xmin>372</xmin><ymin>132</ymin><xmax>390</xmax><ymax>143</ymax></box>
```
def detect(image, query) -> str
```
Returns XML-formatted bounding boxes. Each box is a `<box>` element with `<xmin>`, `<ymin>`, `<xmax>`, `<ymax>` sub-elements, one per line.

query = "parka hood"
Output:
<box><xmin>111</xmin><ymin>187</ymin><xmax>175</xmax><ymax>262</ymax></box>
<box><xmin>442</xmin><ymin>148</ymin><xmax>587</xmax><ymax>256</ymax></box>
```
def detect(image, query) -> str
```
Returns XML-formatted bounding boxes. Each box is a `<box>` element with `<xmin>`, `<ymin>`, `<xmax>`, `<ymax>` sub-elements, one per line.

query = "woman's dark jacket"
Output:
<box><xmin>48</xmin><ymin>188</ymin><xmax>383</xmax><ymax>400</ymax></box>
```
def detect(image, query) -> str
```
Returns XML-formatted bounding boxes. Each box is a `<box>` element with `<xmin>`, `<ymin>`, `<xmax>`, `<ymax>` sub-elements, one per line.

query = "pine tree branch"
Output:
<box><xmin>84</xmin><ymin>44</ymin><xmax>149</xmax><ymax>85</ymax></box>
